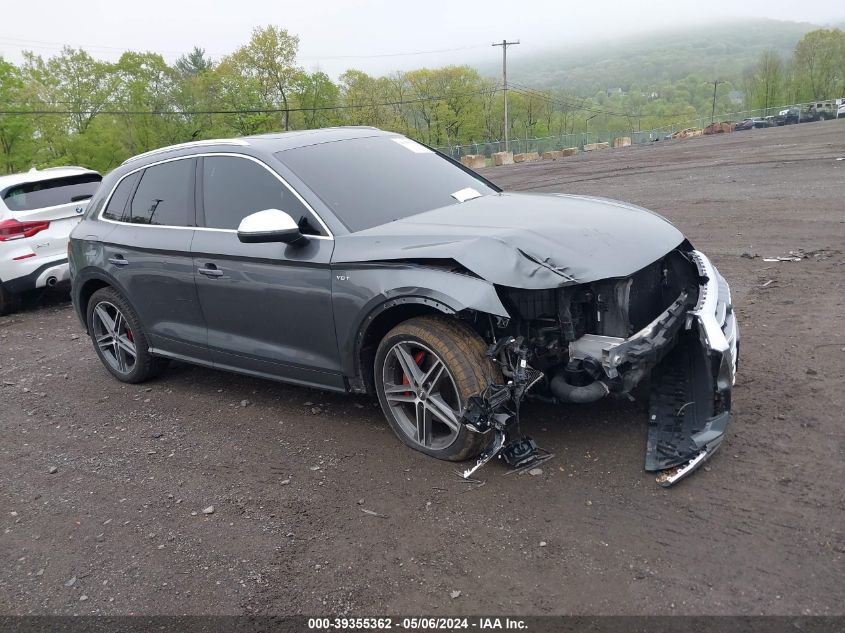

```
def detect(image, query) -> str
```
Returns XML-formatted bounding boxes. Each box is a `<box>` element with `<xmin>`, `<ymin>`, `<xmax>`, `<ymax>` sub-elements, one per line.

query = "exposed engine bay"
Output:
<box><xmin>459</xmin><ymin>245</ymin><xmax>739</xmax><ymax>487</ymax></box>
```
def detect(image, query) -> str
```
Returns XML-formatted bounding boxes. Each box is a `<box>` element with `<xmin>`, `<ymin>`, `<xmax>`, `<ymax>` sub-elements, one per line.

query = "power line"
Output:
<box><xmin>510</xmin><ymin>83</ymin><xmax>640</xmax><ymax>117</ymax></box>
<box><xmin>509</xmin><ymin>83</ymin><xmax>697</xmax><ymax>119</ymax></box>
<box><xmin>508</xmin><ymin>83</ymin><xmax>634</xmax><ymax>117</ymax></box>
<box><xmin>0</xmin><ymin>87</ymin><xmax>502</xmax><ymax>116</ymax></box>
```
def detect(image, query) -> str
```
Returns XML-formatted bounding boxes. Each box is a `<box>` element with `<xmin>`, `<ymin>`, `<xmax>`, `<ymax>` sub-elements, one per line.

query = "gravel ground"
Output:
<box><xmin>1</xmin><ymin>120</ymin><xmax>843</xmax><ymax>616</ymax></box>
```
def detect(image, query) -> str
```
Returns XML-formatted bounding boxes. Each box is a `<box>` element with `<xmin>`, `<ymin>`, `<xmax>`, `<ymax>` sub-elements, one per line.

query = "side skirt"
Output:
<box><xmin>149</xmin><ymin>346</ymin><xmax>350</xmax><ymax>394</ymax></box>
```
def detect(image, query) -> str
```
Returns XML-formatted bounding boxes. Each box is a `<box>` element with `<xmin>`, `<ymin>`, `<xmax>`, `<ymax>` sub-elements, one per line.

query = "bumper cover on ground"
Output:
<box><xmin>645</xmin><ymin>251</ymin><xmax>739</xmax><ymax>486</ymax></box>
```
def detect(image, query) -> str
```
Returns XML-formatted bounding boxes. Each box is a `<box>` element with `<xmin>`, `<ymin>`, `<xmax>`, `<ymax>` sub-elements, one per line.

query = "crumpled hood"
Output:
<box><xmin>331</xmin><ymin>192</ymin><xmax>685</xmax><ymax>288</ymax></box>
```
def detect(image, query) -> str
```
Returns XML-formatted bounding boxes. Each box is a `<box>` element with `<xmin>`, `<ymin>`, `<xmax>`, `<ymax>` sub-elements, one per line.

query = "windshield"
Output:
<box><xmin>275</xmin><ymin>136</ymin><xmax>498</xmax><ymax>232</ymax></box>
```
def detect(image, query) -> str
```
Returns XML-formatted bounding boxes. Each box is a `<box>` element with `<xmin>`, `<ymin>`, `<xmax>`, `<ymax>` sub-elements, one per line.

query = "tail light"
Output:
<box><xmin>0</xmin><ymin>219</ymin><xmax>51</xmax><ymax>241</ymax></box>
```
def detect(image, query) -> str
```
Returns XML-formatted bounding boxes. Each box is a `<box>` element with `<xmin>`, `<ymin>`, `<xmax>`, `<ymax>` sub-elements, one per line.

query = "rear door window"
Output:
<box><xmin>129</xmin><ymin>159</ymin><xmax>194</xmax><ymax>226</ymax></box>
<box><xmin>2</xmin><ymin>173</ymin><xmax>101</xmax><ymax>212</ymax></box>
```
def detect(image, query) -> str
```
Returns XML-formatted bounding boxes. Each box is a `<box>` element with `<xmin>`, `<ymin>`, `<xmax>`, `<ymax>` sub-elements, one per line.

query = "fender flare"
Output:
<box><xmin>346</xmin><ymin>284</ymin><xmax>509</xmax><ymax>392</ymax></box>
<box><xmin>350</xmin><ymin>293</ymin><xmax>458</xmax><ymax>383</ymax></box>
<box><xmin>72</xmin><ymin>268</ymin><xmax>132</xmax><ymax>331</ymax></box>
<box><xmin>355</xmin><ymin>294</ymin><xmax>458</xmax><ymax>347</ymax></box>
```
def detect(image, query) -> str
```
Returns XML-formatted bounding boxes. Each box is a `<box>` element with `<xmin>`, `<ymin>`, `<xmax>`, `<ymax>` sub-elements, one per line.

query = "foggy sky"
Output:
<box><xmin>2</xmin><ymin>0</ymin><xmax>843</xmax><ymax>77</ymax></box>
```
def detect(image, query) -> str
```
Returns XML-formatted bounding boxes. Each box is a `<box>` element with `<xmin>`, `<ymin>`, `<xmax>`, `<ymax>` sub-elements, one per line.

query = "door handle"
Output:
<box><xmin>198</xmin><ymin>264</ymin><xmax>224</xmax><ymax>278</ymax></box>
<box><xmin>108</xmin><ymin>255</ymin><xmax>129</xmax><ymax>267</ymax></box>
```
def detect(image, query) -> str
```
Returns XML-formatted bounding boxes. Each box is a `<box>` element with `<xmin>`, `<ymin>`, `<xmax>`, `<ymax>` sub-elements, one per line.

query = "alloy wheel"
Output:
<box><xmin>381</xmin><ymin>341</ymin><xmax>463</xmax><ymax>450</ymax></box>
<box><xmin>91</xmin><ymin>301</ymin><xmax>137</xmax><ymax>375</ymax></box>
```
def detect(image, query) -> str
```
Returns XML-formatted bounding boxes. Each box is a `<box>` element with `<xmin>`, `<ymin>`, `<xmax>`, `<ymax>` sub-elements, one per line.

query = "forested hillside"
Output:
<box><xmin>493</xmin><ymin>20</ymin><xmax>817</xmax><ymax>92</ymax></box>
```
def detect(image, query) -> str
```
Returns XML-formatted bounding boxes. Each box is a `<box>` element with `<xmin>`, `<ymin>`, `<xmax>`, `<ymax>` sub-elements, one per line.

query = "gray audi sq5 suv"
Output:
<box><xmin>69</xmin><ymin>127</ymin><xmax>738</xmax><ymax>486</ymax></box>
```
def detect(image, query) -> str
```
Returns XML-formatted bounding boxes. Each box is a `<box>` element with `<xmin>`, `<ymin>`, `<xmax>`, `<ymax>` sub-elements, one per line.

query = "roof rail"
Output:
<box><xmin>121</xmin><ymin>138</ymin><xmax>250</xmax><ymax>166</ymax></box>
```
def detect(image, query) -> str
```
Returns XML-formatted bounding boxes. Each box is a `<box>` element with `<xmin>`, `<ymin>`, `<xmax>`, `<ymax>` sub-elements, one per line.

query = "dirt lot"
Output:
<box><xmin>1</xmin><ymin>120</ymin><xmax>843</xmax><ymax>616</ymax></box>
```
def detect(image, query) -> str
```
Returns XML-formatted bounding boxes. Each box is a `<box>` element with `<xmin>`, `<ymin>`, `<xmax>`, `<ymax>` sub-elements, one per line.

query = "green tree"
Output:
<box><xmin>429</xmin><ymin>66</ymin><xmax>485</xmax><ymax>144</ymax></box>
<box><xmin>0</xmin><ymin>58</ymin><xmax>34</xmax><ymax>173</ymax></box>
<box><xmin>339</xmin><ymin>70</ymin><xmax>391</xmax><ymax>128</ymax></box>
<box><xmin>23</xmin><ymin>47</ymin><xmax>116</xmax><ymax>135</ymax></box>
<box><xmin>210</xmin><ymin>59</ymin><xmax>276</xmax><ymax>136</ymax></box>
<box><xmin>295</xmin><ymin>72</ymin><xmax>340</xmax><ymax>128</ymax></box>
<box><xmin>113</xmin><ymin>51</ymin><xmax>184</xmax><ymax>155</ymax></box>
<box><xmin>175</xmin><ymin>46</ymin><xmax>213</xmax><ymax>77</ymax></box>
<box><xmin>227</xmin><ymin>26</ymin><xmax>302</xmax><ymax>131</ymax></box>
<box><xmin>744</xmin><ymin>49</ymin><xmax>786</xmax><ymax>112</ymax></box>
<box><xmin>793</xmin><ymin>29</ymin><xmax>845</xmax><ymax>100</ymax></box>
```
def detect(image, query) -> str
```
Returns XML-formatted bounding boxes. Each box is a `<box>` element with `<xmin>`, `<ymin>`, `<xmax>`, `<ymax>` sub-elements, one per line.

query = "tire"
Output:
<box><xmin>0</xmin><ymin>285</ymin><xmax>21</xmax><ymax>316</ymax></box>
<box><xmin>374</xmin><ymin>315</ymin><xmax>502</xmax><ymax>462</ymax></box>
<box><xmin>86</xmin><ymin>286</ymin><xmax>167</xmax><ymax>383</ymax></box>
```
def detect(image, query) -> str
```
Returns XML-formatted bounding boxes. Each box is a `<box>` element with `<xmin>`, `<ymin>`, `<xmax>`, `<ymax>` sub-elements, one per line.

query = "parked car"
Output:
<box><xmin>69</xmin><ymin>128</ymin><xmax>739</xmax><ymax>486</ymax></box>
<box><xmin>800</xmin><ymin>102</ymin><xmax>838</xmax><ymax>122</ymax></box>
<box><xmin>838</xmin><ymin>103</ymin><xmax>845</xmax><ymax>119</ymax></box>
<box><xmin>774</xmin><ymin>108</ymin><xmax>799</xmax><ymax>125</ymax></box>
<box><xmin>735</xmin><ymin>118</ymin><xmax>772</xmax><ymax>131</ymax></box>
<box><xmin>0</xmin><ymin>167</ymin><xmax>101</xmax><ymax>315</ymax></box>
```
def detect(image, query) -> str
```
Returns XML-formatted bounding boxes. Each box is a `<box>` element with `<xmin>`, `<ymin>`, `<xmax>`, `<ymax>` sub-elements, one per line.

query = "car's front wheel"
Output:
<box><xmin>375</xmin><ymin>316</ymin><xmax>502</xmax><ymax>462</ymax></box>
<box><xmin>86</xmin><ymin>287</ymin><xmax>167</xmax><ymax>383</ymax></box>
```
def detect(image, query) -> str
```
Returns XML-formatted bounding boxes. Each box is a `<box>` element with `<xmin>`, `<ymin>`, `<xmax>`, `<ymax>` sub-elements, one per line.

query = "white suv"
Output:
<box><xmin>0</xmin><ymin>166</ymin><xmax>101</xmax><ymax>315</ymax></box>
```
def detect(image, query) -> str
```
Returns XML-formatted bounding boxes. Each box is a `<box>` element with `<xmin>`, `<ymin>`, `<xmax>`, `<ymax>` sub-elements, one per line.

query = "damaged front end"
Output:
<box><xmin>647</xmin><ymin>250</ymin><xmax>739</xmax><ymax>485</ymax></box>
<box><xmin>461</xmin><ymin>247</ymin><xmax>739</xmax><ymax>486</ymax></box>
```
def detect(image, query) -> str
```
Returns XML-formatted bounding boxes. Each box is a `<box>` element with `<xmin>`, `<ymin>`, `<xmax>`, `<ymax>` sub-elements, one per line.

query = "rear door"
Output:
<box><xmin>101</xmin><ymin>157</ymin><xmax>208</xmax><ymax>362</ymax></box>
<box><xmin>191</xmin><ymin>154</ymin><xmax>342</xmax><ymax>389</ymax></box>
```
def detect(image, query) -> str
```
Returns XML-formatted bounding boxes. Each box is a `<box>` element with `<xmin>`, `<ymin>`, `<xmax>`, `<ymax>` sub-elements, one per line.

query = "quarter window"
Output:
<box><xmin>201</xmin><ymin>156</ymin><xmax>316</xmax><ymax>233</ymax></box>
<box><xmin>129</xmin><ymin>159</ymin><xmax>194</xmax><ymax>226</ymax></box>
<box><xmin>102</xmin><ymin>172</ymin><xmax>141</xmax><ymax>221</ymax></box>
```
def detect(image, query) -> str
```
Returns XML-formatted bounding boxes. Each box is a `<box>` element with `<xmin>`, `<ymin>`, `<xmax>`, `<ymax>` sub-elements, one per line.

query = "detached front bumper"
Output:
<box><xmin>645</xmin><ymin>250</ymin><xmax>739</xmax><ymax>486</ymax></box>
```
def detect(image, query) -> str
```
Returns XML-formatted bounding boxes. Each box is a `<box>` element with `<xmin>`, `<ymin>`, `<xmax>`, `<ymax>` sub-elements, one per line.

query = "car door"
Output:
<box><xmin>191</xmin><ymin>154</ymin><xmax>342</xmax><ymax>390</ymax></box>
<box><xmin>101</xmin><ymin>157</ymin><xmax>209</xmax><ymax>362</ymax></box>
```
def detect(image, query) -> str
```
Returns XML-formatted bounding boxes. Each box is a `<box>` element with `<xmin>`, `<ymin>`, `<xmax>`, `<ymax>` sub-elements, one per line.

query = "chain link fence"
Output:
<box><xmin>435</xmin><ymin>101</ymin><xmax>838</xmax><ymax>160</ymax></box>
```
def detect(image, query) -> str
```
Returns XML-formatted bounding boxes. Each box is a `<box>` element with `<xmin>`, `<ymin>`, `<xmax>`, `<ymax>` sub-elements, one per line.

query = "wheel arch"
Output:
<box><xmin>335</xmin><ymin>265</ymin><xmax>510</xmax><ymax>394</ymax></box>
<box><xmin>73</xmin><ymin>270</ymin><xmax>129</xmax><ymax>333</ymax></box>
<box><xmin>354</xmin><ymin>296</ymin><xmax>459</xmax><ymax>395</ymax></box>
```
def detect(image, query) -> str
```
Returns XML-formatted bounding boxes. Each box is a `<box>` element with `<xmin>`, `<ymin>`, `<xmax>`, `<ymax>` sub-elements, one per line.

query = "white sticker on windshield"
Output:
<box><xmin>392</xmin><ymin>137</ymin><xmax>433</xmax><ymax>154</ymax></box>
<box><xmin>451</xmin><ymin>187</ymin><xmax>483</xmax><ymax>203</ymax></box>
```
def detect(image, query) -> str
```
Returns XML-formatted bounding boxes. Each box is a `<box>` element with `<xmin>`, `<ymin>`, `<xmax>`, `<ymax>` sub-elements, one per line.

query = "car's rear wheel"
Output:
<box><xmin>86</xmin><ymin>287</ymin><xmax>167</xmax><ymax>383</ymax></box>
<box><xmin>374</xmin><ymin>316</ymin><xmax>501</xmax><ymax>462</ymax></box>
<box><xmin>0</xmin><ymin>285</ymin><xmax>21</xmax><ymax>316</ymax></box>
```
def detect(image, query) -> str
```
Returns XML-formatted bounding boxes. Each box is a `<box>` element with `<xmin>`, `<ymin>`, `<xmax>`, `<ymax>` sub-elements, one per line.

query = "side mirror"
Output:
<box><xmin>237</xmin><ymin>209</ymin><xmax>304</xmax><ymax>244</ymax></box>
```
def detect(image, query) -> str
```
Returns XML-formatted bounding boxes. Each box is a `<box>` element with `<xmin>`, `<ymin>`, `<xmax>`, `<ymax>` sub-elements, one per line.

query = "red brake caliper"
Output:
<box><xmin>126</xmin><ymin>328</ymin><xmax>134</xmax><ymax>342</ymax></box>
<box><xmin>402</xmin><ymin>351</ymin><xmax>426</xmax><ymax>395</ymax></box>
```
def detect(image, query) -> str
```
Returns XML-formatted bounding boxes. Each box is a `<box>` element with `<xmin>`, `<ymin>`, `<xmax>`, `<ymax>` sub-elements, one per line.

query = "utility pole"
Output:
<box><xmin>584</xmin><ymin>113</ymin><xmax>597</xmax><ymax>147</ymax></box>
<box><xmin>711</xmin><ymin>80</ymin><xmax>725</xmax><ymax>124</ymax></box>
<box><xmin>492</xmin><ymin>39</ymin><xmax>519</xmax><ymax>152</ymax></box>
